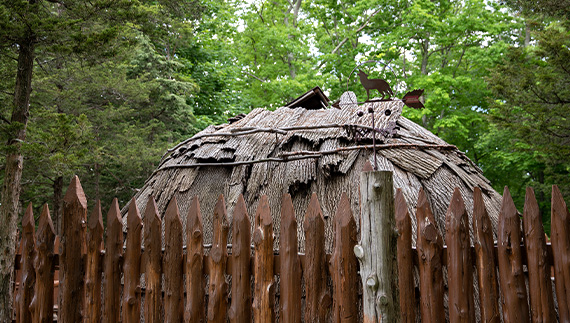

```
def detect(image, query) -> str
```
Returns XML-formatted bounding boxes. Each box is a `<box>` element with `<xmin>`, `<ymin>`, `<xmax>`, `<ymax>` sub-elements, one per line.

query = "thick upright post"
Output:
<box><xmin>123</xmin><ymin>198</ymin><xmax>142</xmax><ymax>323</ymax></box>
<box><xmin>16</xmin><ymin>203</ymin><xmax>35</xmax><ymax>323</ymax></box>
<box><xmin>230</xmin><ymin>195</ymin><xmax>252</xmax><ymax>323</ymax></box>
<box><xmin>31</xmin><ymin>205</ymin><xmax>55</xmax><ymax>323</ymax></box>
<box><xmin>85</xmin><ymin>201</ymin><xmax>103</xmax><ymax>323</ymax></box>
<box><xmin>355</xmin><ymin>168</ymin><xmax>399</xmax><ymax>322</ymax></box>
<box><xmin>59</xmin><ymin>176</ymin><xmax>87</xmax><ymax>323</ymax></box>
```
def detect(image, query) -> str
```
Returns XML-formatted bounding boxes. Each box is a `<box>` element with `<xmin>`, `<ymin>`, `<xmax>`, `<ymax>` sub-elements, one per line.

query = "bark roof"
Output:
<box><xmin>124</xmin><ymin>93</ymin><xmax>501</xmax><ymax>250</ymax></box>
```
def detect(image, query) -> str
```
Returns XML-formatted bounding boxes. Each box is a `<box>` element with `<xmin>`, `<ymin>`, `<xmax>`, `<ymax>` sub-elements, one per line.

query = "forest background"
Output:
<box><xmin>1</xmin><ymin>0</ymin><xmax>569</xmax><ymax>241</ymax></box>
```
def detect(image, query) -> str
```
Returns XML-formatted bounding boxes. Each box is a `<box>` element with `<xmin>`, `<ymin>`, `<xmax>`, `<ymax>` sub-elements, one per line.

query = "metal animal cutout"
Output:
<box><xmin>358</xmin><ymin>70</ymin><xmax>394</xmax><ymax>100</ymax></box>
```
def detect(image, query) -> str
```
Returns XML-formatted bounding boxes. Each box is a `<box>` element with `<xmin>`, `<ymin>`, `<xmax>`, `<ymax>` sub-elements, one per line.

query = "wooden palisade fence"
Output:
<box><xmin>12</xmin><ymin>174</ymin><xmax>570</xmax><ymax>322</ymax></box>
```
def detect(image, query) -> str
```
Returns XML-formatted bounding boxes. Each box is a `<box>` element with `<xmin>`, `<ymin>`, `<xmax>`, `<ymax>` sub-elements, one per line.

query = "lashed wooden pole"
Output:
<box><xmin>355</xmin><ymin>166</ymin><xmax>399</xmax><ymax>322</ymax></box>
<box><xmin>229</xmin><ymin>195</ymin><xmax>252</xmax><ymax>323</ymax></box>
<box><xmin>445</xmin><ymin>188</ymin><xmax>475</xmax><ymax>323</ymax></box>
<box><xmin>497</xmin><ymin>187</ymin><xmax>529</xmax><ymax>323</ymax></box>
<box><xmin>279</xmin><ymin>194</ymin><xmax>302</xmax><ymax>323</ymax></box>
<box><xmin>253</xmin><ymin>195</ymin><xmax>275</xmax><ymax>322</ymax></box>
<box><xmin>415</xmin><ymin>188</ymin><xmax>444</xmax><ymax>323</ymax></box>
<box><xmin>85</xmin><ymin>201</ymin><xmax>103</xmax><ymax>323</ymax></box>
<box><xmin>472</xmin><ymin>188</ymin><xmax>500</xmax><ymax>323</ymax></box>
<box><xmin>207</xmin><ymin>195</ymin><xmax>229</xmax><ymax>323</ymax></box>
<box><xmin>59</xmin><ymin>176</ymin><xmax>87</xmax><ymax>323</ymax></box>
<box><xmin>123</xmin><ymin>198</ymin><xmax>142</xmax><ymax>323</ymax></box>
<box><xmin>394</xmin><ymin>189</ymin><xmax>414</xmax><ymax>323</ymax></box>
<box><xmin>144</xmin><ymin>197</ymin><xmax>163</xmax><ymax>323</ymax></box>
<box><xmin>551</xmin><ymin>185</ymin><xmax>570</xmax><ymax>321</ymax></box>
<box><xmin>185</xmin><ymin>196</ymin><xmax>204</xmax><ymax>322</ymax></box>
<box><xmin>103</xmin><ymin>198</ymin><xmax>123</xmax><ymax>323</ymax></box>
<box><xmin>16</xmin><ymin>203</ymin><xmax>35</xmax><ymax>323</ymax></box>
<box><xmin>330</xmin><ymin>192</ymin><xmax>359</xmax><ymax>323</ymax></box>
<box><xmin>164</xmin><ymin>197</ymin><xmax>184</xmax><ymax>322</ymax></box>
<box><xmin>522</xmin><ymin>187</ymin><xmax>555</xmax><ymax>322</ymax></box>
<box><xmin>31</xmin><ymin>204</ymin><xmax>55</xmax><ymax>323</ymax></box>
<box><xmin>304</xmin><ymin>193</ymin><xmax>331</xmax><ymax>323</ymax></box>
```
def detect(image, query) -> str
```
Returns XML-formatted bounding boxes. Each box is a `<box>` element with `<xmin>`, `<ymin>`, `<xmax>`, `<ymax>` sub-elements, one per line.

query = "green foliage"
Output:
<box><xmin>487</xmin><ymin>19</ymin><xmax>570</xmax><ymax>225</ymax></box>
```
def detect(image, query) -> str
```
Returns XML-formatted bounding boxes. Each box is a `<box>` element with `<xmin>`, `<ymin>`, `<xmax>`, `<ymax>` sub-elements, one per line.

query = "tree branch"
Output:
<box><xmin>242</xmin><ymin>70</ymin><xmax>267</xmax><ymax>83</ymax></box>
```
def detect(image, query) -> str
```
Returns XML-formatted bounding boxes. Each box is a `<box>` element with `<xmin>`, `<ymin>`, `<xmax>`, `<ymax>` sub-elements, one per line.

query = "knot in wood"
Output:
<box><xmin>354</xmin><ymin>245</ymin><xmax>365</xmax><ymax>259</ymax></box>
<box><xmin>377</xmin><ymin>293</ymin><xmax>389</xmax><ymax>307</ymax></box>
<box><xmin>211</xmin><ymin>247</ymin><xmax>222</xmax><ymax>263</ymax></box>
<box><xmin>192</xmin><ymin>229</ymin><xmax>201</xmax><ymax>239</ymax></box>
<box><xmin>366</xmin><ymin>274</ymin><xmax>378</xmax><ymax>291</ymax></box>
<box><xmin>253</xmin><ymin>228</ymin><xmax>264</xmax><ymax>245</ymax></box>
<box><xmin>423</xmin><ymin>223</ymin><xmax>438</xmax><ymax>242</ymax></box>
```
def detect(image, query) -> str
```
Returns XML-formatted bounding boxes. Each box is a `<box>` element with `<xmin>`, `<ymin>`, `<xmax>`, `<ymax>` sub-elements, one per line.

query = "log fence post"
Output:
<box><xmin>355</xmin><ymin>167</ymin><xmax>399</xmax><ymax>322</ymax></box>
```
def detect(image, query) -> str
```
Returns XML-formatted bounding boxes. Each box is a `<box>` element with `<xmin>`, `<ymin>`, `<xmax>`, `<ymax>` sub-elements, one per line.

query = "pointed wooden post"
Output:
<box><xmin>16</xmin><ymin>203</ymin><xmax>35</xmax><ymax>323</ymax></box>
<box><xmin>497</xmin><ymin>187</ymin><xmax>529</xmax><ymax>323</ymax></box>
<box><xmin>253</xmin><ymin>195</ymin><xmax>274</xmax><ymax>322</ymax></box>
<box><xmin>164</xmin><ymin>197</ymin><xmax>184</xmax><ymax>322</ymax></box>
<box><xmin>185</xmin><ymin>196</ymin><xmax>204</xmax><ymax>322</ymax></box>
<box><xmin>304</xmin><ymin>193</ymin><xmax>330</xmax><ymax>322</ymax></box>
<box><xmin>551</xmin><ymin>185</ymin><xmax>570</xmax><ymax>321</ymax></box>
<box><xmin>445</xmin><ymin>188</ymin><xmax>475</xmax><ymax>323</ymax></box>
<box><xmin>330</xmin><ymin>192</ymin><xmax>359</xmax><ymax>323</ymax></box>
<box><xmin>523</xmin><ymin>187</ymin><xmax>555</xmax><ymax>322</ymax></box>
<box><xmin>207</xmin><ymin>195</ymin><xmax>229</xmax><ymax>323</ymax></box>
<box><xmin>279</xmin><ymin>194</ymin><xmax>302</xmax><ymax>323</ymax></box>
<box><xmin>229</xmin><ymin>195</ymin><xmax>252</xmax><ymax>323</ymax></box>
<box><xmin>30</xmin><ymin>204</ymin><xmax>55</xmax><ymax>323</ymax></box>
<box><xmin>123</xmin><ymin>198</ymin><xmax>142</xmax><ymax>323</ymax></box>
<box><xmin>85</xmin><ymin>201</ymin><xmax>104</xmax><ymax>323</ymax></box>
<box><xmin>472</xmin><ymin>187</ymin><xmax>500</xmax><ymax>323</ymax></box>
<box><xmin>356</xmin><ymin>169</ymin><xmax>399</xmax><ymax>323</ymax></box>
<box><xmin>144</xmin><ymin>197</ymin><xmax>163</xmax><ymax>323</ymax></box>
<box><xmin>103</xmin><ymin>198</ymin><xmax>123</xmax><ymax>323</ymax></box>
<box><xmin>59</xmin><ymin>176</ymin><xmax>87</xmax><ymax>323</ymax></box>
<box><xmin>415</xmin><ymin>188</ymin><xmax>444</xmax><ymax>323</ymax></box>
<box><xmin>395</xmin><ymin>189</ymin><xmax>415</xmax><ymax>323</ymax></box>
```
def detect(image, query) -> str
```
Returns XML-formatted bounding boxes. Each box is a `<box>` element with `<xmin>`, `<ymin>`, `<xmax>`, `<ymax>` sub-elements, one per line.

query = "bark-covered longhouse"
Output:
<box><xmin>123</xmin><ymin>91</ymin><xmax>501</xmax><ymax>250</ymax></box>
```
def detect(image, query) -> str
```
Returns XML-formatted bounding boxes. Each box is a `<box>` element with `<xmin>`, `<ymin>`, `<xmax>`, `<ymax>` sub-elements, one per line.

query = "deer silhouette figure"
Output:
<box><xmin>358</xmin><ymin>70</ymin><xmax>393</xmax><ymax>100</ymax></box>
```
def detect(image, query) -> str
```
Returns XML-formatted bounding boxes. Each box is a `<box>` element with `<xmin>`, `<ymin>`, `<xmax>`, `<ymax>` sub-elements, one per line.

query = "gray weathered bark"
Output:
<box><xmin>0</xmin><ymin>30</ymin><xmax>36</xmax><ymax>321</ymax></box>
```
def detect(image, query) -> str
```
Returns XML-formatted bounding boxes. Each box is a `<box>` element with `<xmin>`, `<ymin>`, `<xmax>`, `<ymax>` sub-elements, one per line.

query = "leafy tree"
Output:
<box><xmin>0</xmin><ymin>0</ymin><xmax>138</xmax><ymax>316</ymax></box>
<box><xmin>487</xmin><ymin>19</ymin><xmax>570</xmax><ymax>223</ymax></box>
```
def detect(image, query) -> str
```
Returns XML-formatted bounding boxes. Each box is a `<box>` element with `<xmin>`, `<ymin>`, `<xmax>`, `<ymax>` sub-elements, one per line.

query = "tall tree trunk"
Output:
<box><xmin>524</xmin><ymin>20</ymin><xmax>531</xmax><ymax>47</ymax></box>
<box><xmin>53</xmin><ymin>176</ymin><xmax>63</xmax><ymax>235</ymax></box>
<box><xmin>0</xmin><ymin>32</ymin><xmax>35</xmax><ymax>322</ymax></box>
<box><xmin>284</xmin><ymin>0</ymin><xmax>302</xmax><ymax>80</ymax></box>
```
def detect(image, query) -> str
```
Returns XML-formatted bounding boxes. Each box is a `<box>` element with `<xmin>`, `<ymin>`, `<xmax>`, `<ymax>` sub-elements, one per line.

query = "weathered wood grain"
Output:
<box><xmin>123</xmin><ymin>198</ymin><xmax>143</xmax><ymax>323</ymax></box>
<box><xmin>415</xmin><ymin>188</ymin><xmax>444</xmax><ymax>323</ymax></box>
<box><xmin>16</xmin><ymin>203</ymin><xmax>35</xmax><ymax>323</ymax></box>
<box><xmin>253</xmin><ymin>195</ymin><xmax>274</xmax><ymax>322</ymax></box>
<box><xmin>85</xmin><ymin>201</ymin><xmax>103</xmax><ymax>323</ymax></box>
<box><xmin>445</xmin><ymin>188</ymin><xmax>475</xmax><ymax>323</ymax></box>
<box><xmin>357</xmin><ymin>170</ymin><xmax>399</xmax><ymax>323</ymax></box>
<box><xmin>185</xmin><ymin>196</ymin><xmax>204</xmax><ymax>322</ymax></box>
<box><xmin>144</xmin><ymin>197</ymin><xmax>163</xmax><ymax>323</ymax></box>
<box><xmin>164</xmin><ymin>197</ymin><xmax>184</xmax><ymax>322</ymax></box>
<box><xmin>207</xmin><ymin>195</ymin><xmax>229</xmax><ymax>323</ymax></box>
<box><xmin>103</xmin><ymin>198</ymin><xmax>123</xmax><ymax>323</ymax></box>
<box><xmin>551</xmin><ymin>185</ymin><xmax>570</xmax><ymax>321</ymax></box>
<box><xmin>279</xmin><ymin>193</ymin><xmax>302</xmax><ymax>323</ymax></box>
<box><xmin>329</xmin><ymin>192</ymin><xmax>358</xmax><ymax>323</ymax></box>
<box><xmin>304</xmin><ymin>193</ymin><xmax>331</xmax><ymax>322</ymax></box>
<box><xmin>472</xmin><ymin>187</ymin><xmax>500</xmax><ymax>323</ymax></box>
<box><xmin>229</xmin><ymin>195</ymin><xmax>252</xmax><ymax>322</ymax></box>
<box><xmin>522</xmin><ymin>187</ymin><xmax>555</xmax><ymax>322</ymax></box>
<box><xmin>59</xmin><ymin>176</ymin><xmax>87</xmax><ymax>323</ymax></box>
<box><xmin>30</xmin><ymin>204</ymin><xmax>55</xmax><ymax>323</ymax></box>
<box><xmin>497</xmin><ymin>187</ymin><xmax>529</xmax><ymax>323</ymax></box>
<box><xmin>395</xmin><ymin>189</ymin><xmax>415</xmax><ymax>323</ymax></box>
